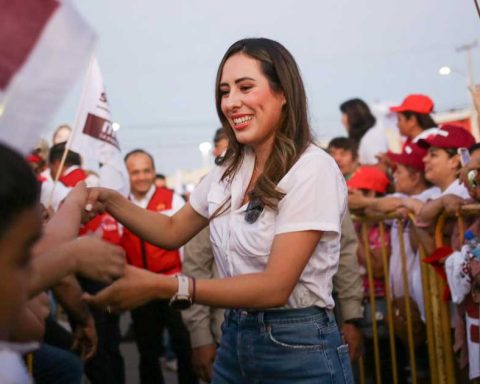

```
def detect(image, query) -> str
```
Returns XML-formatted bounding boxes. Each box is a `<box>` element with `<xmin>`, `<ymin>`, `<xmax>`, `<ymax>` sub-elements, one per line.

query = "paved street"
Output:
<box><xmin>120</xmin><ymin>341</ymin><xmax>178</xmax><ymax>384</ymax></box>
<box><xmin>119</xmin><ymin>313</ymin><xmax>178</xmax><ymax>384</ymax></box>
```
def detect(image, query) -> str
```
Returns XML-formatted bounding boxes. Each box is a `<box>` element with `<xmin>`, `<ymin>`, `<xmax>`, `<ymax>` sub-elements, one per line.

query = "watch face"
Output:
<box><xmin>170</xmin><ymin>298</ymin><xmax>192</xmax><ymax>310</ymax></box>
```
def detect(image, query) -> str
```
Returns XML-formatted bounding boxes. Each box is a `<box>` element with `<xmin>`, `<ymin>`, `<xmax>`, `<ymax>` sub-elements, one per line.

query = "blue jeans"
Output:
<box><xmin>212</xmin><ymin>306</ymin><xmax>353</xmax><ymax>384</ymax></box>
<box><xmin>33</xmin><ymin>343</ymin><xmax>83</xmax><ymax>384</ymax></box>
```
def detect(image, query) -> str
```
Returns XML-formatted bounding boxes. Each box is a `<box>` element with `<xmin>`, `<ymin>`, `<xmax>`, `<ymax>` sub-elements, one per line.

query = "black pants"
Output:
<box><xmin>84</xmin><ymin>308</ymin><xmax>125</xmax><ymax>384</ymax></box>
<box><xmin>131</xmin><ymin>299</ymin><xmax>197</xmax><ymax>384</ymax></box>
<box><xmin>78</xmin><ymin>278</ymin><xmax>125</xmax><ymax>384</ymax></box>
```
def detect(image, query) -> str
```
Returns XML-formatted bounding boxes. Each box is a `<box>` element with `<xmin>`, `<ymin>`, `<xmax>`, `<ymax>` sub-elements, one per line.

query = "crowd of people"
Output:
<box><xmin>2</xmin><ymin>37</ymin><xmax>480</xmax><ymax>384</ymax></box>
<box><xmin>331</xmin><ymin>94</ymin><xmax>480</xmax><ymax>382</ymax></box>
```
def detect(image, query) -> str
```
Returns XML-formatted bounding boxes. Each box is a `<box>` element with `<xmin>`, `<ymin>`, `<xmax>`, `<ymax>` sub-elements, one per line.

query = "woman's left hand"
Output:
<box><xmin>82</xmin><ymin>265</ymin><xmax>166</xmax><ymax>313</ymax></box>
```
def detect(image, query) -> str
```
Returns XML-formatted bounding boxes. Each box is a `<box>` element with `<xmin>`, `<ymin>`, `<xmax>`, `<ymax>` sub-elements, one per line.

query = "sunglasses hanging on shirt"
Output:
<box><xmin>245</xmin><ymin>199</ymin><xmax>264</xmax><ymax>224</ymax></box>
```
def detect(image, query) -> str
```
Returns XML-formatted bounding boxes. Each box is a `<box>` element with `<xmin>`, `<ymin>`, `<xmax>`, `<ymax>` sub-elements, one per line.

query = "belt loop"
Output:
<box><xmin>225</xmin><ymin>309</ymin><xmax>231</xmax><ymax>326</ymax></box>
<box><xmin>326</xmin><ymin>309</ymin><xmax>335</xmax><ymax>323</ymax></box>
<box><xmin>258</xmin><ymin>311</ymin><xmax>266</xmax><ymax>332</ymax></box>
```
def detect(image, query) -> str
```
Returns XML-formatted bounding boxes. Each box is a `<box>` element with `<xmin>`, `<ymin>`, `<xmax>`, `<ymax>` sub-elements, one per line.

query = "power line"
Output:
<box><xmin>474</xmin><ymin>0</ymin><xmax>480</xmax><ymax>19</ymax></box>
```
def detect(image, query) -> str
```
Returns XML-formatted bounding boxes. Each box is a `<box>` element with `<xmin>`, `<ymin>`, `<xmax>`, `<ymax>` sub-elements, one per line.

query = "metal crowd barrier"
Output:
<box><xmin>352</xmin><ymin>205</ymin><xmax>480</xmax><ymax>384</ymax></box>
<box><xmin>26</xmin><ymin>353</ymin><xmax>33</xmax><ymax>375</ymax></box>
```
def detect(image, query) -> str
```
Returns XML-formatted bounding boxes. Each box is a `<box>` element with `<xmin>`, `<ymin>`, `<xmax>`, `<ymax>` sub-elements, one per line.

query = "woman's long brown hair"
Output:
<box><xmin>213</xmin><ymin>38</ymin><xmax>313</xmax><ymax>216</ymax></box>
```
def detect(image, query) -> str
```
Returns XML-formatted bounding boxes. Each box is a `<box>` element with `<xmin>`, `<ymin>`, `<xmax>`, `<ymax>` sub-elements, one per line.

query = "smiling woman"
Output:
<box><xmin>83</xmin><ymin>38</ymin><xmax>352</xmax><ymax>383</ymax></box>
<box><xmin>215</xmin><ymin>39</ymin><xmax>311</xmax><ymax>211</ymax></box>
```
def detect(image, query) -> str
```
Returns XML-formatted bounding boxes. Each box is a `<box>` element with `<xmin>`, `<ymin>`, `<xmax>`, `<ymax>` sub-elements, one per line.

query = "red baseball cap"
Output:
<box><xmin>347</xmin><ymin>166</ymin><xmax>390</xmax><ymax>194</ymax></box>
<box><xmin>390</xmin><ymin>94</ymin><xmax>434</xmax><ymax>114</ymax></box>
<box><xmin>26</xmin><ymin>154</ymin><xmax>42</xmax><ymax>164</ymax></box>
<box><xmin>386</xmin><ymin>143</ymin><xmax>427</xmax><ymax>172</ymax></box>
<box><xmin>416</xmin><ymin>124</ymin><xmax>476</xmax><ymax>150</ymax></box>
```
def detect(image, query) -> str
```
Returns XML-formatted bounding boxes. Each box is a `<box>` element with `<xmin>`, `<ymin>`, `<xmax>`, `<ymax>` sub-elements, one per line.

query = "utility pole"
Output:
<box><xmin>456</xmin><ymin>41</ymin><xmax>479</xmax><ymax>138</ymax></box>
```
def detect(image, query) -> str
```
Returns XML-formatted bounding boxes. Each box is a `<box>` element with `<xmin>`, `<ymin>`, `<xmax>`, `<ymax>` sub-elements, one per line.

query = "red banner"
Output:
<box><xmin>83</xmin><ymin>113</ymin><xmax>120</xmax><ymax>149</ymax></box>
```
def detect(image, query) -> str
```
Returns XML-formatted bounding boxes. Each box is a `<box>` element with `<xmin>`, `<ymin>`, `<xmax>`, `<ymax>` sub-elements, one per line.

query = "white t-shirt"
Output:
<box><xmin>410</xmin><ymin>179</ymin><xmax>468</xmax><ymax>320</ymax></box>
<box><xmin>441</xmin><ymin>179</ymin><xmax>470</xmax><ymax>199</ymax></box>
<box><xmin>0</xmin><ymin>342</ymin><xmax>37</xmax><ymax>384</ymax></box>
<box><xmin>40</xmin><ymin>166</ymin><xmax>100</xmax><ymax>211</ymax></box>
<box><xmin>387</xmin><ymin>188</ymin><xmax>440</xmax><ymax>321</ymax></box>
<box><xmin>358</xmin><ymin>124</ymin><xmax>389</xmax><ymax>165</ymax></box>
<box><xmin>40</xmin><ymin>179</ymin><xmax>71</xmax><ymax>211</ymax></box>
<box><xmin>190</xmin><ymin>144</ymin><xmax>347</xmax><ymax>309</ymax></box>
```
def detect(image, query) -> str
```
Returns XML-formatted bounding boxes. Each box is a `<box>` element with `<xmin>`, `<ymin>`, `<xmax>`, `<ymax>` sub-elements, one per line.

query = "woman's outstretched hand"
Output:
<box><xmin>82</xmin><ymin>266</ymin><xmax>168</xmax><ymax>313</ymax></box>
<box><xmin>83</xmin><ymin>187</ymin><xmax>115</xmax><ymax>221</ymax></box>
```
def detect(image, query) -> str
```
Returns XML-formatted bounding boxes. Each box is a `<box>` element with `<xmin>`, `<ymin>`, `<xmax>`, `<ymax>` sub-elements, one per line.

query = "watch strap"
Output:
<box><xmin>176</xmin><ymin>275</ymin><xmax>190</xmax><ymax>297</ymax></box>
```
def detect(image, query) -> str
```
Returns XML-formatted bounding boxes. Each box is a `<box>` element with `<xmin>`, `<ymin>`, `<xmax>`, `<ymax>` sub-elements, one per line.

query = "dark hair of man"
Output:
<box><xmin>155</xmin><ymin>173</ymin><xmax>166</xmax><ymax>180</ymax></box>
<box><xmin>215</xmin><ymin>38</ymin><xmax>313</xmax><ymax>211</ymax></box>
<box><xmin>48</xmin><ymin>142</ymin><xmax>81</xmax><ymax>167</ymax></box>
<box><xmin>327</xmin><ymin>136</ymin><xmax>359</xmax><ymax>160</ymax></box>
<box><xmin>213</xmin><ymin>128</ymin><xmax>227</xmax><ymax>144</ymax></box>
<box><xmin>469</xmin><ymin>142</ymin><xmax>480</xmax><ymax>155</ymax></box>
<box><xmin>399</xmin><ymin>111</ymin><xmax>436</xmax><ymax>130</ymax></box>
<box><xmin>124</xmin><ymin>149</ymin><xmax>155</xmax><ymax>170</ymax></box>
<box><xmin>0</xmin><ymin>142</ymin><xmax>40</xmax><ymax>238</ymax></box>
<box><xmin>339</xmin><ymin>98</ymin><xmax>376</xmax><ymax>143</ymax></box>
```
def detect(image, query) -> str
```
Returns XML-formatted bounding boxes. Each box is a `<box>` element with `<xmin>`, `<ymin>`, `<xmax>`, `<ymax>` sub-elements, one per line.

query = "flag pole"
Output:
<box><xmin>47</xmin><ymin>53</ymin><xmax>95</xmax><ymax>208</ymax></box>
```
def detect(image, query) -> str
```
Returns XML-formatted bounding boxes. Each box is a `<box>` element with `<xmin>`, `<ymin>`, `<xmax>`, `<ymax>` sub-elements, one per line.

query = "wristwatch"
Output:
<box><xmin>169</xmin><ymin>275</ymin><xmax>192</xmax><ymax>310</ymax></box>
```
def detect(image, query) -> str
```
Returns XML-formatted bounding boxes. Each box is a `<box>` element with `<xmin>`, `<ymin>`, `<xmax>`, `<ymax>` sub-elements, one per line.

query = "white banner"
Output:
<box><xmin>0</xmin><ymin>0</ymin><xmax>96</xmax><ymax>153</ymax></box>
<box><xmin>70</xmin><ymin>57</ymin><xmax>130</xmax><ymax>196</ymax></box>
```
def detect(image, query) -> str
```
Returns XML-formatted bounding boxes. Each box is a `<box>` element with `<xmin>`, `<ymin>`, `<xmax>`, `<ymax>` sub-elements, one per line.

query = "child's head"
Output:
<box><xmin>347</xmin><ymin>166</ymin><xmax>390</xmax><ymax>197</ymax></box>
<box><xmin>48</xmin><ymin>142</ymin><xmax>81</xmax><ymax>179</ymax></box>
<box><xmin>327</xmin><ymin>137</ymin><xmax>359</xmax><ymax>178</ymax></box>
<box><xmin>0</xmin><ymin>143</ymin><xmax>41</xmax><ymax>339</ymax></box>
<box><xmin>387</xmin><ymin>143</ymin><xmax>430</xmax><ymax>195</ymax></box>
<box><xmin>418</xmin><ymin>124</ymin><xmax>476</xmax><ymax>190</ymax></box>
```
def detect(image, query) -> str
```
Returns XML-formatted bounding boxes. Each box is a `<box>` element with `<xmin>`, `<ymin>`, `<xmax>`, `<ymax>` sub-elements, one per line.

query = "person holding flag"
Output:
<box><xmin>40</xmin><ymin>57</ymin><xmax>130</xmax><ymax>384</ymax></box>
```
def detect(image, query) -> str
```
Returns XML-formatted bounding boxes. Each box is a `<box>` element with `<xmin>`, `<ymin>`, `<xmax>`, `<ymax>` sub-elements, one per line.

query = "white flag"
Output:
<box><xmin>0</xmin><ymin>0</ymin><xmax>96</xmax><ymax>153</ymax></box>
<box><xmin>70</xmin><ymin>57</ymin><xmax>130</xmax><ymax>196</ymax></box>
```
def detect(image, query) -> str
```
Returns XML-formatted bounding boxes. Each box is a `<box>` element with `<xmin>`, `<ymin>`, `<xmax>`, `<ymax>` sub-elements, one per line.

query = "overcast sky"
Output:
<box><xmin>53</xmin><ymin>0</ymin><xmax>479</xmax><ymax>175</ymax></box>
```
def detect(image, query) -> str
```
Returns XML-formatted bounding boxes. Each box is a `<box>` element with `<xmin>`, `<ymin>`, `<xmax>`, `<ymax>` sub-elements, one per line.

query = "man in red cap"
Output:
<box><xmin>390</xmin><ymin>94</ymin><xmax>438</xmax><ymax>148</ymax></box>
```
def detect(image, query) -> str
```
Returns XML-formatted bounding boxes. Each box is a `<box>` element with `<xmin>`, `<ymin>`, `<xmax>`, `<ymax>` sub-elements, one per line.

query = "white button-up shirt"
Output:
<box><xmin>190</xmin><ymin>144</ymin><xmax>347</xmax><ymax>309</ymax></box>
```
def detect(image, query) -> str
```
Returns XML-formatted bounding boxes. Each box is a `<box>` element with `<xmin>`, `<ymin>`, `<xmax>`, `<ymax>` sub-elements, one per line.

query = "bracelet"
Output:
<box><xmin>191</xmin><ymin>277</ymin><xmax>197</xmax><ymax>303</ymax></box>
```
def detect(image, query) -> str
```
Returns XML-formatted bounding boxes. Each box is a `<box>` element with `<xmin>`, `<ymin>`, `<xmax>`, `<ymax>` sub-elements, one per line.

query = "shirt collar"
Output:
<box><xmin>442</xmin><ymin>179</ymin><xmax>461</xmax><ymax>195</ymax></box>
<box><xmin>63</xmin><ymin>165</ymin><xmax>80</xmax><ymax>176</ymax></box>
<box><xmin>130</xmin><ymin>184</ymin><xmax>156</xmax><ymax>207</ymax></box>
<box><xmin>230</xmin><ymin>148</ymin><xmax>255</xmax><ymax>211</ymax></box>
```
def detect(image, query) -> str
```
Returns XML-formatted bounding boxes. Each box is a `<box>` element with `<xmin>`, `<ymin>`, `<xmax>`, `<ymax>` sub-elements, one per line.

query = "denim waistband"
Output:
<box><xmin>226</xmin><ymin>306</ymin><xmax>334</xmax><ymax>326</ymax></box>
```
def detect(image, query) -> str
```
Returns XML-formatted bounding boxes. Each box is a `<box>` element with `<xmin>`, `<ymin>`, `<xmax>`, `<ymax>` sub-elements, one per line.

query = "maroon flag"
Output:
<box><xmin>0</xmin><ymin>0</ymin><xmax>59</xmax><ymax>89</ymax></box>
<box><xmin>0</xmin><ymin>0</ymin><xmax>96</xmax><ymax>153</ymax></box>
